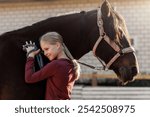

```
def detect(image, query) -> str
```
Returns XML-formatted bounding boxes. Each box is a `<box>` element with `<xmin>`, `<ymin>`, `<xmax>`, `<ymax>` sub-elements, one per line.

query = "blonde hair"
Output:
<box><xmin>39</xmin><ymin>32</ymin><xmax>80</xmax><ymax>80</ymax></box>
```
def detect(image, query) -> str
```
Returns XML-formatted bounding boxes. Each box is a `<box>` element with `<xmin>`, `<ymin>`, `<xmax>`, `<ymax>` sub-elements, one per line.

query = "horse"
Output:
<box><xmin>0</xmin><ymin>0</ymin><xmax>139</xmax><ymax>99</ymax></box>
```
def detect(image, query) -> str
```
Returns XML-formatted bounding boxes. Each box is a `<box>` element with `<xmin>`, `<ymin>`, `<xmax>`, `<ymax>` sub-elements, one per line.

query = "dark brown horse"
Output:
<box><xmin>0</xmin><ymin>0</ymin><xmax>139</xmax><ymax>99</ymax></box>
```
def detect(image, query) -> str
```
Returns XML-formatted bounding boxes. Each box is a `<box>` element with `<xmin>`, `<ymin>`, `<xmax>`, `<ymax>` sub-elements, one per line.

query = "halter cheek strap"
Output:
<box><xmin>92</xmin><ymin>7</ymin><xmax>135</xmax><ymax>70</ymax></box>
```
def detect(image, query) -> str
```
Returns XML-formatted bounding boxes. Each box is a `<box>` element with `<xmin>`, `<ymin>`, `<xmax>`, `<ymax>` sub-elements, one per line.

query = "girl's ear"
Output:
<box><xmin>56</xmin><ymin>42</ymin><xmax>61</xmax><ymax>49</ymax></box>
<box><xmin>101</xmin><ymin>0</ymin><xmax>112</xmax><ymax>17</ymax></box>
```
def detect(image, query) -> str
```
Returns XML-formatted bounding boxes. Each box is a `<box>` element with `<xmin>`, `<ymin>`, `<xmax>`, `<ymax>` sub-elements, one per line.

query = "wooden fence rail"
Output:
<box><xmin>80</xmin><ymin>73</ymin><xmax>150</xmax><ymax>80</ymax></box>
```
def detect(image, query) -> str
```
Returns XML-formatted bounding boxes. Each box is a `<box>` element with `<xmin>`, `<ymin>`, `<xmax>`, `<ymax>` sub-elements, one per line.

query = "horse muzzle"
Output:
<box><xmin>118</xmin><ymin>66</ymin><xmax>139</xmax><ymax>85</ymax></box>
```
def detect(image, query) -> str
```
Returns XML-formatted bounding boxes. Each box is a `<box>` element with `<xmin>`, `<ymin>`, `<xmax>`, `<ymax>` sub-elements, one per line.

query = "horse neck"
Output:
<box><xmin>58</xmin><ymin>10</ymin><xmax>100</xmax><ymax>59</ymax></box>
<box><xmin>85</xmin><ymin>10</ymin><xmax>100</xmax><ymax>51</ymax></box>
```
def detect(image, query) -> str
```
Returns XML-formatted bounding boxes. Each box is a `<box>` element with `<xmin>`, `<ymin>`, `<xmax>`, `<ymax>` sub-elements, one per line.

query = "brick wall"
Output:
<box><xmin>0</xmin><ymin>0</ymin><xmax>149</xmax><ymax>74</ymax></box>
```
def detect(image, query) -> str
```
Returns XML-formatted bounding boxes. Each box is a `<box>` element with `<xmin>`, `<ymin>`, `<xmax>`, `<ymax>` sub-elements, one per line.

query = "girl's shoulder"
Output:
<box><xmin>50</xmin><ymin>58</ymin><xmax>73</xmax><ymax>67</ymax></box>
<box><xmin>53</xmin><ymin>58</ymin><xmax>72</xmax><ymax>63</ymax></box>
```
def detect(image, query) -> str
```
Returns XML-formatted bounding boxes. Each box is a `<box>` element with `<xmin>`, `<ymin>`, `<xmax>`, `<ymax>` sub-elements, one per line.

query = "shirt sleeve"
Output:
<box><xmin>25</xmin><ymin>57</ymin><xmax>56</xmax><ymax>83</ymax></box>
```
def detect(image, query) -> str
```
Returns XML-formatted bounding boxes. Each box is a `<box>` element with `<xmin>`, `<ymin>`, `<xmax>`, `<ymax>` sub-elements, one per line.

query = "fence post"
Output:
<box><xmin>91</xmin><ymin>72</ymin><xmax>98</xmax><ymax>86</ymax></box>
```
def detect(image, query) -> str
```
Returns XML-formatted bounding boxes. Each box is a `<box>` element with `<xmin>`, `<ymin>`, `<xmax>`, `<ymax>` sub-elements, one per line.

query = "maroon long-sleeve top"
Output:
<box><xmin>25</xmin><ymin>57</ymin><xmax>76</xmax><ymax>100</ymax></box>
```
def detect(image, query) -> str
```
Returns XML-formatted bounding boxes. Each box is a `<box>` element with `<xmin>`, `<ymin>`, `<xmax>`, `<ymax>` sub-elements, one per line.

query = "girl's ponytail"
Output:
<box><xmin>62</xmin><ymin>43</ymin><xmax>80</xmax><ymax>80</ymax></box>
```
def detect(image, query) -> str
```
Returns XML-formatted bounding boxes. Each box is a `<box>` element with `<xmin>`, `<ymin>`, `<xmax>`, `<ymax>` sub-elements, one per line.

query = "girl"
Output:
<box><xmin>23</xmin><ymin>32</ymin><xmax>80</xmax><ymax>100</ymax></box>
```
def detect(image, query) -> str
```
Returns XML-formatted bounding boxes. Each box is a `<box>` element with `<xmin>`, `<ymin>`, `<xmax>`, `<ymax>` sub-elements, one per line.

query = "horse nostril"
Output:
<box><xmin>132</xmin><ymin>67</ymin><xmax>138</xmax><ymax>76</ymax></box>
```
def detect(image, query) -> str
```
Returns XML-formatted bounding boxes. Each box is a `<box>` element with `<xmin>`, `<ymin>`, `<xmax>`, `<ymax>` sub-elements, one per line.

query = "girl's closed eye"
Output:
<box><xmin>43</xmin><ymin>48</ymin><xmax>49</xmax><ymax>51</ymax></box>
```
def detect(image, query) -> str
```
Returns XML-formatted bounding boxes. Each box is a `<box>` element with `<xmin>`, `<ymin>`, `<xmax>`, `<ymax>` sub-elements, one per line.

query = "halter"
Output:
<box><xmin>92</xmin><ymin>7</ymin><xmax>135</xmax><ymax>70</ymax></box>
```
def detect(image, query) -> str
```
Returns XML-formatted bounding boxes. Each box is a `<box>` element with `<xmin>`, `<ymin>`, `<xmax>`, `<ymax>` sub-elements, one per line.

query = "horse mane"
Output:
<box><xmin>112</xmin><ymin>9</ymin><xmax>130</xmax><ymax>41</ymax></box>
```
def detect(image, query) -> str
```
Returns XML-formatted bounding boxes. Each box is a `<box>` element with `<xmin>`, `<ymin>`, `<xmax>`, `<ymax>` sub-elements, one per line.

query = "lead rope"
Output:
<box><xmin>62</xmin><ymin>43</ymin><xmax>104</xmax><ymax>70</ymax></box>
<box><xmin>34</xmin><ymin>45</ymin><xmax>44</xmax><ymax>69</ymax></box>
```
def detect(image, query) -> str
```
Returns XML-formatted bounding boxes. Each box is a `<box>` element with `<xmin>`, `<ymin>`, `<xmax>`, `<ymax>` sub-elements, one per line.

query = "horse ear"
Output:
<box><xmin>101</xmin><ymin>0</ymin><xmax>112</xmax><ymax>17</ymax></box>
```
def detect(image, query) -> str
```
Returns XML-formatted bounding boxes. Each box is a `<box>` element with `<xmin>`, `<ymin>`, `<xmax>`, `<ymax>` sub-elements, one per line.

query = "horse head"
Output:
<box><xmin>91</xmin><ymin>0</ymin><xmax>139</xmax><ymax>85</ymax></box>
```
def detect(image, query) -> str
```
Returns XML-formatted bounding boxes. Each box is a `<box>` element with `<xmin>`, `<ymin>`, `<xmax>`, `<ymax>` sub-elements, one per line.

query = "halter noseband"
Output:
<box><xmin>92</xmin><ymin>7</ymin><xmax>135</xmax><ymax>70</ymax></box>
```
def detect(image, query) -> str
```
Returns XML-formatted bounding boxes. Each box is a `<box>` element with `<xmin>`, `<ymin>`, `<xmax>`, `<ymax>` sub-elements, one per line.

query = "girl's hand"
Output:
<box><xmin>23</xmin><ymin>41</ymin><xmax>40</xmax><ymax>58</ymax></box>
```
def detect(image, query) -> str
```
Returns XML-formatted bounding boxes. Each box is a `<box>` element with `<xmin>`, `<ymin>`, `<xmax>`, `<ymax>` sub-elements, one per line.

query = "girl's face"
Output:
<box><xmin>40</xmin><ymin>40</ymin><xmax>61</xmax><ymax>61</ymax></box>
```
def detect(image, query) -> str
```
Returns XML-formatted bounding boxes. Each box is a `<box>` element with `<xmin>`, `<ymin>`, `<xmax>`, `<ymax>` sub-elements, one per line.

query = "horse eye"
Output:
<box><xmin>119</xmin><ymin>51</ymin><xmax>124</xmax><ymax>56</ymax></box>
<box><xmin>120</xmin><ymin>53</ymin><xmax>124</xmax><ymax>56</ymax></box>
